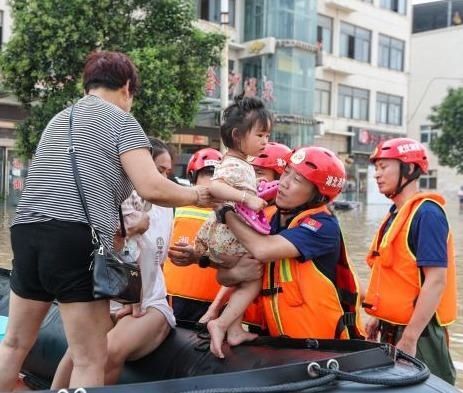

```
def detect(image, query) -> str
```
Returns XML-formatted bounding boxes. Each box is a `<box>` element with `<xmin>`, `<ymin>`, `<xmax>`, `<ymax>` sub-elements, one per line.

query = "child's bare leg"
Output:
<box><xmin>199</xmin><ymin>286</ymin><xmax>234</xmax><ymax>324</ymax></box>
<box><xmin>207</xmin><ymin>279</ymin><xmax>261</xmax><ymax>358</ymax></box>
<box><xmin>226</xmin><ymin>316</ymin><xmax>258</xmax><ymax>347</ymax></box>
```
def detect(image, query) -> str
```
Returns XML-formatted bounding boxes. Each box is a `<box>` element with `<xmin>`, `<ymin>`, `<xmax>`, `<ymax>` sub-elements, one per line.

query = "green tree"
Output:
<box><xmin>0</xmin><ymin>0</ymin><xmax>224</xmax><ymax>157</ymax></box>
<box><xmin>429</xmin><ymin>87</ymin><xmax>463</xmax><ymax>173</ymax></box>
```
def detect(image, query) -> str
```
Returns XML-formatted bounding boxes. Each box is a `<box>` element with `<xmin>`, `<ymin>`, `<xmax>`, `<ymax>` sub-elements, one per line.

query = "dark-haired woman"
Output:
<box><xmin>0</xmin><ymin>51</ymin><xmax>211</xmax><ymax>391</ymax></box>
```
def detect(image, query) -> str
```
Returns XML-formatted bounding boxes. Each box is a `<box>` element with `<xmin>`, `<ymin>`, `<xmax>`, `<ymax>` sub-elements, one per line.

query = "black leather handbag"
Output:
<box><xmin>91</xmin><ymin>239</ymin><xmax>142</xmax><ymax>304</ymax></box>
<box><xmin>67</xmin><ymin>105</ymin><xmax>141</xmax><ymax>304</ymax></box>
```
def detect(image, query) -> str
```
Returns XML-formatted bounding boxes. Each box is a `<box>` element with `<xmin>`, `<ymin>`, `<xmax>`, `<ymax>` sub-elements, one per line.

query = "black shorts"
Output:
<box><xmin>10</xmin><ymin>219</ymin><xmax>95</xmax><ymax>303</ymax></box>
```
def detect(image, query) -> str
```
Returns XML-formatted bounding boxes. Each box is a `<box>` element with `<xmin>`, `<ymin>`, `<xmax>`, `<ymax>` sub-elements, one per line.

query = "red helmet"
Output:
<box><xmin>248</xmin><ymin>142</ymin><xmax>292</xmax><ymax>175</ymax></box>
<box><xmin>288</xmin><ymin>146</ymin><xmax>346</xmax><ymax>201</ymax></box>
<box><xmin>187</xmin><ymin>148</ymin><xmax>223</xmax><ymax>182</ymax></box>
<box><xmin>369</xmin><ymin>137</ymin><xmax>428</xmax><ymax>174</ymax></box>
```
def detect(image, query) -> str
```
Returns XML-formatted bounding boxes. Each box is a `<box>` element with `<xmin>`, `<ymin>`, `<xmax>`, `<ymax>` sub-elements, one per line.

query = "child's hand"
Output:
<box><xmin>246</xmin><ymin>195</ymin><xmax>267</xmax><ymax>211</ymax></box>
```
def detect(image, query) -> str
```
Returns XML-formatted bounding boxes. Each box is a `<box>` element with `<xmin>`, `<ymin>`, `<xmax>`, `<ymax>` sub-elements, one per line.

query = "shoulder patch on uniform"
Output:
<box><xmin>301</xmin><ymin>218</ymin><xmax>323</xmax><ymax>232</ymax></box>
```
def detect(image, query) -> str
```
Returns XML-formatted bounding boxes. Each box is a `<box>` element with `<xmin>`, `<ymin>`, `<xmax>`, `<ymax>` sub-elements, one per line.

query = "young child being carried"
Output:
<box><xmin>195</xmin><ymin>95</ymin><xmax>273</xmax><ymax>358</ymax></box>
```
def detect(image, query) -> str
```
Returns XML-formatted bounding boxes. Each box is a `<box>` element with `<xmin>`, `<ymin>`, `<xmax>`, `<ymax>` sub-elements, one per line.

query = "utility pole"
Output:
<box><xmin>219</xmin><ymin>0</ymin><xmax>229</xmax><ymax>152</ymax></box>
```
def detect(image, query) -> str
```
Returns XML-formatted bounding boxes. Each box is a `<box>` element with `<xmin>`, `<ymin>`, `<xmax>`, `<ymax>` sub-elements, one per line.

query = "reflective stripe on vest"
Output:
<box><xmin>242</xmin><ymin>205</ymin><xmax>278</xmax><ymax>330</ymax></box>
<box><xmin>261</xmin><ymin>206</ymin><xmax>364</xmax><ymax>339</ymax></box>
<box><xmin>164</xmin><ymin>206</ymin><xmax>220</xmax><ymax>302</ymax></box>
<box><xmin>174</xmin><ymin>207</ymin><xmax>211</xmax><ymax>221</ymax></box>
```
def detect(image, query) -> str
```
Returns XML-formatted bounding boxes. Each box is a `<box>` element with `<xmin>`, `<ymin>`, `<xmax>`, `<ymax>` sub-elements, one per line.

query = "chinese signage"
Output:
<box><xmin>350</xmin><ymin>127</ymin><xmax>405</xmax><ymax>154</ymax></box>
<box><xmin>205</xmin><ymin>66</ymin><xmax>220</xmax><ymax>98</ymax></box>
<box><xmin>8</xmin><ymin>154</ymin><xmax>28</xmax><ymax>206</ymax></box>
<box><xmin>239</xmin><ymin>38</ymin><xmax>276</xmax><ymax>59</ymax></box>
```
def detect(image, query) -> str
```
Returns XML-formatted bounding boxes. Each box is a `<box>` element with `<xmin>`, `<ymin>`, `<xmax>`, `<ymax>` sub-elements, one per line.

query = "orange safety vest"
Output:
<box><xmin>363</xmin><ymin>193</ymin><xmax>457</xmax><ymax>326</ymax></box>
<box><xmin>243</xmin><ymin>205</ymin><xmax>278</xmax><ymax>330</ymax></box>
<box><xmin>261</xmin><ymin>206</ymin><xmax>364</xmax><ymax>339</ymax></box>
<box><xmin>164</xmin><ymin>206</ymin><xmax>220</xmax><ymax>302</ymax></box>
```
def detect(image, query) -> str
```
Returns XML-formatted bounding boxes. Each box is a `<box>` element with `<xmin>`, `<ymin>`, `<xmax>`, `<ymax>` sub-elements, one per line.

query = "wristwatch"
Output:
<box><xmin>216</xmin><ymin>205</ymin><xmax>235</xmax><ymax>224</ymax></box>
<box><xmin>198</xmin><ymin>255</ymin><xmax>211</xmax><ymax>268</ymax></box>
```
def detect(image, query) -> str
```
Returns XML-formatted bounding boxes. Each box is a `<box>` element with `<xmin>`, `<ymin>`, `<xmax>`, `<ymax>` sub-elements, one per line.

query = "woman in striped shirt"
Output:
<box><xmin>0</xmin><ymin>51</ymin><xmax>211</xmax><ymax>391</ymax></box>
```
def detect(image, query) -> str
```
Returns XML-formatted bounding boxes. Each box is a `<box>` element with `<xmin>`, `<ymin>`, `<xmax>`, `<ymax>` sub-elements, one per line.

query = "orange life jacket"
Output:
<box><xmin>363</xmin><ymin>193</ymin><xmax>457</xmax><ymax>326</ymax></box>
<box><xmin>242</xmin><ymin>205</ymin><xmax>277</xmax><ymax>330</ymax></box>
<box><xmin>164</xmin><ymin>206</ymin><xmax>220</xmax><ymax>302</ymax></box>
<box><xmin>261</xmin><ymin>206</ymin><xmax>364</xmax><ymax>339</ymax></box>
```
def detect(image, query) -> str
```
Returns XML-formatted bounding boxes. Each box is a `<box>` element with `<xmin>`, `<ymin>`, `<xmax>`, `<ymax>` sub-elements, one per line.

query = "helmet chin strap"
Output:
<box><xmin>277</xmin><ymin>193</ymin><xmax>327</xmax><ymax>215</ymax></box>
<box><xmin>386</xmin><ymin>163</ymin><xmax>422</xmax><ymax>199</ymax></box>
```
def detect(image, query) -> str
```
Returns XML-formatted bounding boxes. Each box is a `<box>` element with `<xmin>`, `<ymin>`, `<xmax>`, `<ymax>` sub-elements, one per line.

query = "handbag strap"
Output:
<box><xmin>67</xmin><ymin>105</ymin><xmax>126</xmax><ymax>243</ymax></box>
<box><xmin>118</xmin><ymin>205</ymin><xmax>127</xmax><ymax>238</ymax></box>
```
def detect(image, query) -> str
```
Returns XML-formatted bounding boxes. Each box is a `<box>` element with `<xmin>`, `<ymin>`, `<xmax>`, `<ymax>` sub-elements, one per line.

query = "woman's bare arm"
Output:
<box><xmin>121</xmin><ymin>148</ymin><xmax>211</xmax><ymax>207</ymax></box>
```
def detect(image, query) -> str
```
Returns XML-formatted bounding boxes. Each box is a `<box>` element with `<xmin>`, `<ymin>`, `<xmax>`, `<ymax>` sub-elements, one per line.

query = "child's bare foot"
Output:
<box><xmin>199</xmin><ymin>306</ymin><xmax>220</xmax><ymax>324</ymax></box>
<box><xmin>226</xmin><ymin>324</ymin><xmax>258</xmax><ymax>347</ymax></box>
<box><xmin>207</xmin><ymin>319</ymin><xmax>226</xmax><ymax>358</ymax></box>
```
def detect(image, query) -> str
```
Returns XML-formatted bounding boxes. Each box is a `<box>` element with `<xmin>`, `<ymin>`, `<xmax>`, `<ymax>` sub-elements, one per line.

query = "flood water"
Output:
<box><xmin>336</xmin><ymin>198</ymin><xmax>463</xmax><ymax>389</ymax></box>
<box><xmin>0</xmin><ymin>198</ymin><xmax>462</xmax><ymax>388</ymax></box>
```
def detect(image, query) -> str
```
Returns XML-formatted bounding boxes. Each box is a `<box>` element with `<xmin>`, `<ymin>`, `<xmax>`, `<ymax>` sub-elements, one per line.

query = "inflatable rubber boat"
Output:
<box><xmin>0</xmin><ymin>268</ymin><xmax>457</xmax><ymax>393</ymax></box>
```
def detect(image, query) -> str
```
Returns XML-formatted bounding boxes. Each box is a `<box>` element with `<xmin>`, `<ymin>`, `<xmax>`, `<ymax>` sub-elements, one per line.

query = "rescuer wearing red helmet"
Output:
<box><xmin>164</xmin><ymin>148</ymin><xmax>224</xmax><ymax>322</ymax></box>
<box><xmin>186</xmin><ymin>148</ymin><xmax>223</xmax><ymax>184</ymax></box>
<box><xmin>364</xmin><ymin>138</ymin><xmax>456</xmax><ymax>385</ymax></box>
<box><xmin>248</xmin><ymin>142</ymin><xmax>292</xmax><ymax>181</ymax></box>
<box><xmin>216</xmin><ymin>146</ymin><xmax>364</xmax><ymax>341</ymax></box>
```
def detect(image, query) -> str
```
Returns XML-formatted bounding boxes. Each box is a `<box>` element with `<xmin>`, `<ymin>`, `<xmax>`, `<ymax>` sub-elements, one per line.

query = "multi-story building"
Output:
<box><xmin>409</xmin><ymin>0</ymin><xmax>463</xmax><ymax>198</ymax></box>
<box><xmin>314</xmin><ymin>0</ymin><xmax>411</xmax><ymax>198</ymax></box>
<box><xmin>180</xmin><ymin>0</ymin><xmax>320</xmax><ymax>175</ymax></box>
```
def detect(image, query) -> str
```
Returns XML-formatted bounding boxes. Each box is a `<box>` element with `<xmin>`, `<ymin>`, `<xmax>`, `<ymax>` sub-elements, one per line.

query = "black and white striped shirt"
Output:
<box><xmin>13</xmin><ymin>95</ymin><xmax>150</xmax><ymax>249</ymax></box>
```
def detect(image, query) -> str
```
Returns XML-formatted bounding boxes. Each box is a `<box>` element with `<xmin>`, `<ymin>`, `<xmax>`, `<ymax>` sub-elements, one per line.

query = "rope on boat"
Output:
<box><xmin>179</xmin><ymin>373</ymin><xmax>336</xmax><ymax>393</ymax></box>
<box><xmin>314</xmin><ymin>349</ymin><xmax>430</xmax><ymax>387</ymax></box>
<box><xmin>181</xmin><ymin>349</ymin><xmax>430</xmax><ymax>393</ymax></box>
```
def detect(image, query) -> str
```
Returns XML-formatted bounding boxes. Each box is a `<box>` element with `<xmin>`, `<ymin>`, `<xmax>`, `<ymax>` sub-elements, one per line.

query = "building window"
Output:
<box><xmin>378</xmin><ymin>34</ymin><xmax>405</xmax><ymax>71</ymax></box>
<box><xmin>245</xmin><ymin>0</ymin><xmax>315</xmax><ymax>42</ymax></box>
<box><xmin>420</xmin><ymin>125</ymin><xmax>439</xmax><ymax>144</ymax></box>
<box><xmin>272</xmin><ymin>47</ymin><xmax>315</xmax><ymax>117</ymax></box>
<box><xmin>419</xmin><ymin>169</ymin><xmax>437</xmax><ymax>189</ymax></box>
<box><xmin>338</xmin><ymin>85</ymin><xmax>369</xmax><ymax>121</ymax></box>
<box><xmin>317</xmin><ymin>14</ymin><xmax>333</xmax><ymax>53</ymax></box>
<box><xmin>376</xmin><ymin>93</ymin><xmax>403</xmax><ymax>126</ymax></box>
<box><xmin>380</xmin><ymin>0</ymin><xmax>407</xmax><ymax>15</ymax></box>
<box><xmin>412</xmin><ymin>0</ymin><xmax>463</xmax><ymax>33</ymax></box>
<box><xmin>412</xmin><ymin>1</ymin><xmax>448</xmax><ymax>33</ymax></box>
<box><xmin>244</xmin><ymin>0</ymin><xmax>264</xmax><ymax>40</ymax></box>
<box><xmin>197</xmin><ymin>0</ymin><xmax>236</xmax><ymax>27</ymax></box>
<box><xmin>269</xmin><ymin>0</ymin><xmax>314</xmax><ymax>42</ymax></box>
<box><xmin>340</xmin><ymin>22</ymin><xmax>371</xmax><ymax>63</ymax></box>
<box><xmin>314</xmin><ymin>80</ymin><xmax>331</xmax><ymax>115</ymax></box>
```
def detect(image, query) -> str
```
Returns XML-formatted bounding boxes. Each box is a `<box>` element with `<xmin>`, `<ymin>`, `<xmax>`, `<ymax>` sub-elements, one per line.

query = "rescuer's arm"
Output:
<box><xmin>223</xmin><ymin>210</ymin><xmax>299</xmax><ymax>262</ymax></box>
<box><xmin>396</xmin><ymin>267</ymin><xmax>446</xmax><ymax>356</ymax></box>
<box><xmin>217</xmin><ymin>254</ymin><xmax>264</xmax><ymax>287</ymax></box>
